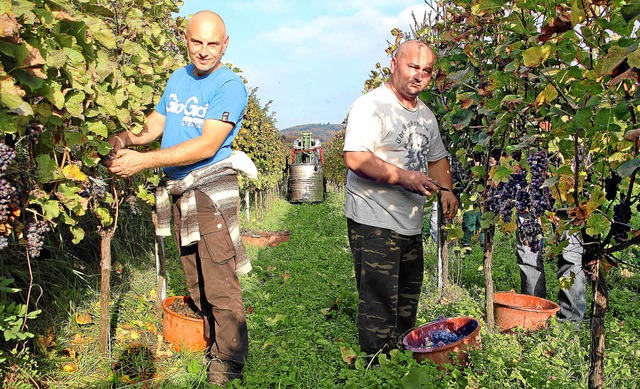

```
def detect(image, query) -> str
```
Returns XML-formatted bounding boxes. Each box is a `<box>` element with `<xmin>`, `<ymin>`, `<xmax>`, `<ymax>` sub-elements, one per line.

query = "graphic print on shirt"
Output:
<box><xmin>165</xmin><ymin>93</ymin><xmax>209</xmax><ymax>128</ymax></box>
<box><xmin>398</xmin><ymin>120</ymin><xmax>431</xmax><ymax>173</ymax></box>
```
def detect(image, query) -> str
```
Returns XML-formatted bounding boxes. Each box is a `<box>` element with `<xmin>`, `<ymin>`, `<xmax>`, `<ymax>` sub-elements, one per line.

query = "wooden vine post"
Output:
<box><xmin>589</xmin><ymin>258</ymin><xmax>608</xmax><ymax>389</ymax></box>
<box><xmin>152</xmin><ymin>211</ymin><xmax>167</xmax><ymax>311</ymax></box>
<box><xmin>97</xmin><ymin>225</ymin><xmax>116</xmax><ymax>355</ymax></box>
<box><xmin>483</xmin><ymin>227</ymin><xmax>495</xmax><ymax>332</ymax></box>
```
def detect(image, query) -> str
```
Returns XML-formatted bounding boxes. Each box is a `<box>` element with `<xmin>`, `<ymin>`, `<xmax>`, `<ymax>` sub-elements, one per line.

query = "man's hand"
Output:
<box><xmin>108</xmin><ymin>133</ymin><xmax>127</xmax><ymax>153</ymax></box>
<box><xmin>397</xmin><ymin>169</ymin><xmax>439</xmax><ymax>196</ymax></box>
<box><xmin>439</xmin><ymin>190</ymin><xmax>458</xmax><ymax>220</ymax></box>
<box><xmin>102</xmin><ymin>133</ymin><xmax>128</xmax><ymax>168</ymax></box>
<box><xmin>107</xmin><ymin>149</ymin><xmax>148</xmax><ymax>178</ymax></box>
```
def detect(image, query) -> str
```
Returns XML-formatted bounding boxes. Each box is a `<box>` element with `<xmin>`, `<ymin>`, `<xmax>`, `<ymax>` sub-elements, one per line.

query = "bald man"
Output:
<box><xmin>343</xmin><ymin>40</ymin><xmax>458</xmax><ymax>362</ymax></box>
<box><xmin>108</xmin><ymin>11</ymin><xmax>249</xmax><ymax>384</ymax></box>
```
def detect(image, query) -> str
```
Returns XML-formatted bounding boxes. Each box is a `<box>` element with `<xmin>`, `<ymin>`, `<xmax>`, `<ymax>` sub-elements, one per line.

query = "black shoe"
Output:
<box><xmin>207</xmin><ymin>358</ymin><xmax>243</xmax><ymax>385</ymax></box>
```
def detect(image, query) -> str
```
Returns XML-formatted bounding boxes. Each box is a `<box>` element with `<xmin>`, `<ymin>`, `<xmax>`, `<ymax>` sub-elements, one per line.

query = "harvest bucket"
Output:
<box><xmin>493</xmin><ymin>291</ymin><xmax>560</xmax><ymax>333</ymax></box>
<box><xmin>402</xmin><ymin>316</ymin><xmax>482</xmax><ymax>366</ymax></box>
<box><xmin>162</xmin><ymin>296</ymin><xmax>208</xmax><ymax>351</ymax></box>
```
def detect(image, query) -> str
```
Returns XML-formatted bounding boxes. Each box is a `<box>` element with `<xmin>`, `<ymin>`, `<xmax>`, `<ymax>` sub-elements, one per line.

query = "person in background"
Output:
<box><xmin>514</xmin><ymin>144</ymin><xmax>586</xmax><ymax>324</ymax></box>
<box><xmin>460</xmin><ymin>152</ymin><xmax>484</xmax><ymax>249</ymax></box>
<box><xmin>343</xmin><ymin>40</ymin><xmax>458</xmax><ymax>363</ymax></box>
<box><xmin>107</xmin><ymin>10</ymin><xmax>253</xmax><ymax>384</ymax></box>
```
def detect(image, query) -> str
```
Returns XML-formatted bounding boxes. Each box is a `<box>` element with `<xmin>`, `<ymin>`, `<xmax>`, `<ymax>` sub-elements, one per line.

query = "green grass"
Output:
<box><xmin>7</xmin><ymin>189</ymin><xmax>640</xmax><ymax>388</ymax></box>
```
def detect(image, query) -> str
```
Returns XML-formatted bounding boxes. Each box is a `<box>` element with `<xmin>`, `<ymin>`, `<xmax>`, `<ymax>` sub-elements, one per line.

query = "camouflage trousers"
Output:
<box><xmin>347</xmin><ymin>218</ymin><xmax>424</xmax><ymax>355</ymax></box>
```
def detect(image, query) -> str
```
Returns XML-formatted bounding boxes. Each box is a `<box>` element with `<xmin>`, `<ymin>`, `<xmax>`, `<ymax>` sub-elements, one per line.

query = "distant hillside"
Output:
<box><xmin>280</xmin><ymin>123</ymin><xmax>342</xmax><ymax>146</ymax></box>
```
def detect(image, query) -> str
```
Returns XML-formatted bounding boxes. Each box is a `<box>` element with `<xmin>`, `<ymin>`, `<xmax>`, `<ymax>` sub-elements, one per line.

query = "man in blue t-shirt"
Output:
<box><xmin>107</xmin><ymin>10</ymin><xmax>248</xmax><ymax>385</ymax></box>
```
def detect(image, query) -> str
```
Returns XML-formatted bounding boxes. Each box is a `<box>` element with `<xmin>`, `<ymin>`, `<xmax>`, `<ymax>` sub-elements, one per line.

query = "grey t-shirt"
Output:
<box><xmin>343</xmin><ymin>85</ymin><xmax>448</xmax><ymax>235</ymax></box>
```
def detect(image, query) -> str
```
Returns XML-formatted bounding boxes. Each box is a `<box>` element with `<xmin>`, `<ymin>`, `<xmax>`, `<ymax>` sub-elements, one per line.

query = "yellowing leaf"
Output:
<box><xmin>36</xmin><ymin>333</ymin><xmax>55</xmax><ymax>350</ymax></box>
<box><xmin>62</xmin><ymin>363</ymin><xmax>78</xmax><ymax>373</ymax></box>
<box><xmin>72</xmin><ymin>333</ymin><xmax>86</xmax><ymax>343</ymax></box>
<box><xmin>534</xmin><ymin>83</ymin><xmax>558</xmax><ymax>107</ymax></box>
<box><xmin>523</xmin><ymin>44</ymin><xmax>555</xmax><ymax>68</ymax></box>
<box><xmin>75</xmin><ymin>312</ymin><xmax>92</xmax><ymax>325</ymax></box>
<box><xmin>145</xmin><ymin>322</ymin><xmax>157</xmax><ymax>334</ymax></box>
<box><xmin>265</xmin><ymin>313</ymin><xmax>286</xmax><ymax>326</ymax></box>
<box><xmin>119</xmin><ymin>375</ymin><xmax>134</xmax><ymax>384</ymax></box>
<box><xmin>262</xmin><ymin>336</ymin><xmax>276</xmax><ymax>349</ymax></box>
<box><xmin>0</xmin><ymin>75</ymin><xmax>26</xmax><ymax>109</ymax></box>
<box><xmin>62</xmin><ymin>164</ymin><xmax>87</xmax><ymax>181</ymax></box>
<box><xmin>85</xmin><ymin>122</ymin><xmax>108</xmax><ymax>137</ymax></box>
<box><xmin>61</xmin><ymin>348</ymin><xmax>76</xmax><ymax>359</ymax></box>
<box><xmin>340</xmin><ymin>346</ymin><xmax>357</xmax><ymax>365</ymax></box>
<box><xmin>621</xmin><ymin>269</ymin><xmax>633</xmax><ymax>278</ymax></box>
<box><xmin>70</xmin><ymin>226</ymin><xmax>85</xmax><ymax>244</ymax></box>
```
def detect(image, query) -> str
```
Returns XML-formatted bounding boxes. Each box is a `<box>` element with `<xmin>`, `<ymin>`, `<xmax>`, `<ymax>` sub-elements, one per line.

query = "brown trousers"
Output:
<box><xmin>172</xmin><ymin>190</ymin><xmax>248</xmax><ymax>365</ymax></box>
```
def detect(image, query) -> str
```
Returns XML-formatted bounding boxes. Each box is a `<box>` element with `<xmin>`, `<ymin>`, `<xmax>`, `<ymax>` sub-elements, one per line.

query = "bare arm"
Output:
<box><xmin>427</xmin><ymin>157</ymin><xmax>459</xmax><ymax>219</ymax></box>
<box><xmin>108</xmin><ymin>115</ymin><xmax>234</xmax><ymax>177</ymax></box>
<box><xmin>343</xmin><ymin>150</ymin><xmax>439</xmax><ymax>196</ymax></box>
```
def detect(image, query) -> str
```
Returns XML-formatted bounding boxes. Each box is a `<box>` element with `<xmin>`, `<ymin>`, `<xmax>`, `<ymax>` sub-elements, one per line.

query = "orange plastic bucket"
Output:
<box><xmin>494</xmin><ymin>291</ymin><xmax>560</xmax><ymax>333</ymax></box>
<box><xmin>162</xmin><ymin>296</ymin><xmax>208</xmax><ymax>351</ymax></box>
<box><xmin>403</xmin><ymin>316</ymin><xmax>482</xmax><ymax>366</ymax></box>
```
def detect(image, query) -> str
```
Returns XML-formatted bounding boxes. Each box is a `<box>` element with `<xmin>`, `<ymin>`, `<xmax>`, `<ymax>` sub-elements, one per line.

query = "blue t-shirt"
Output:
<box><xmin>155</xmin><ymin>63</ymin><xmax>248</xmax><ymax>179</ymax></box>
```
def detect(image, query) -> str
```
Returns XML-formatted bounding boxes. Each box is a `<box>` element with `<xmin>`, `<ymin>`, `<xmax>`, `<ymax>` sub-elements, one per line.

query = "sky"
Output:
<box><xmin>177</xmin><ymin>1</ymin><xmax>431</xmax><ymax>130</ymax></box>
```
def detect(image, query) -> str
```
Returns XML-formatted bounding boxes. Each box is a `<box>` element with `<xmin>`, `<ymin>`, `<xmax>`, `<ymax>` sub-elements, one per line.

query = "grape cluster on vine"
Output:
<box><xmin>0</xmin><ymin>143</ymin><xmax>15</xmax><ymax>173</ymax></box>
<box><xmin>0</xmin><ymin>140</ymin><xmax>17</xmax><ymax>253</ymax></box>
<box><xmin>485</xmin><ymin>150</ymin><xmax>551</xmax><ymax>252</ymax></box>
<box><xmin>25</xmin><ymin>121</ymin><xmax>44</xmax><ymax>145</ymax></box>
<box><xmin>486</xmin><ymin>170</ymin><xmax>527</xmax><ymax>223</ymax></box>
<box><xmin>0</xmin><ymin>178</ymin><xmax>16</xmax><ymax>223</ymax></box>
<box><xmin>79</xmin><ymin>179</ymin><xmax>107</xmax><ymax>200</ymax></box>
<box><xmin>604</xmin><ymin>172</ymin><xmax>621</xmax><ymax>202</ymax></box>
<box><xmin>27</xmin><ymin>220</ymin><xmax>50</xmax><ymax>258</ymax></box>
<box><xmin>527</xmin><ymin>151</ymin><xmax>551</xmax><ymax>218</ymax></box>
<box><xmin>519</xmin><ymin>217</ymin><xmax>543</xmax><ymax>252</ymax></box>
<box><xmin>611</xmin><ymin>200</ymin><xmax>631</xmax><ymax>243</ymax></box>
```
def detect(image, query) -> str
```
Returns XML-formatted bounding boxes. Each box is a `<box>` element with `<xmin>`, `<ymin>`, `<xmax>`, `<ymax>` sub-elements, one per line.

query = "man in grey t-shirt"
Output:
<box><xmin>343</xmin><ymin>40</ymin><xmax>458</xmax><ymax>361</ymax></box>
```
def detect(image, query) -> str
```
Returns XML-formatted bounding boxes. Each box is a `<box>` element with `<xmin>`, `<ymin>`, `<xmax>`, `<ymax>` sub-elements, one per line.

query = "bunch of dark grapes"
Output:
<box><xmin>527</xmin><ymin>151</ymin><xmax>550</xmax><ymax>218</ymax></box>
<box><xmin>0</xmin><ymin>142</ymin><xmax>16</xmax><ymax>174</ymax></box>
<box><xmin>486</xmin><ymin>181</ymin><xmax>515</xmax><ymax>221</ymax></box>
<box><xmin>528</xmin><ymin>151</ymin><xmax>547</xmax><ymax>187</ymax></box>
<box><xmin>519</xmin><ymin>217</ymin><xmax>543</xmax><ymax>253</ymax></box>
<box><xmin>450</xmin><ymin>157</ymin><xmax>467</xmax><ymax>198</ymax></box>
<box><xmin>25</xmin><ymin>121</ymin><xmax>44</xmax><ymax>145</ymax></box>
<box><xmin>79</xmin><ymin>179</ymin><xmax>107</xmax><ymax>200</ymax></box>
<box><xmin>487</xmin><ymin>171</ymin><xmax>527</xmax><ymax>222</ymax></box>
<box><xmin>611</xmin><ymin>200</ymin><xmax>631</xmax><ymax>242</ymax></box>
<box><xmin>515</xmin><ymin>190</ymin><xmax>531</xmax><ymax>213</ymax></box>
<box><xmin>604</xmin><ymin>172</ymin><xmax>622</xmax><ymax>201</ymax></box>
<box><xmin>100</xmin><ymin>149</ymin><xmax>116</xmax><ymax>166</ymax></box>
<box><xmin>430</xmin><ymin>329</ymin><xmax>459</xmax><ymax>347</ymax></box>
<box><xmin>26</xmin><ymin>220</ymin><xmax>50</xmax><ymax>258</ymax></box>
<box><xmin>0</xmin><ymin>178</ymin><xmax>16</xmax><ymax>223</ymax></box>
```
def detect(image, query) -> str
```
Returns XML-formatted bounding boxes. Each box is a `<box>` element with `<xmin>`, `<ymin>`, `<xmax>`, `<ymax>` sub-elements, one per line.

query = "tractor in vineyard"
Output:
<box><xmin>287</xmin><ymin>132</ymin><xmax>325</xmax><ymax>203</ymax></box>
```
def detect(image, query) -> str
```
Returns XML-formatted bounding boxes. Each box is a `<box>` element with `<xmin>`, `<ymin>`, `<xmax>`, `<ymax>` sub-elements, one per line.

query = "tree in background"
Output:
<box><xmin>322</xmin><ymin>127</ymin><xmax>347</xmax><ymax>186</ymax></box>
<box><xmin>232</xmin><ymin>87</ymin><xmax>288</xmax><ymax>218</ymax></box>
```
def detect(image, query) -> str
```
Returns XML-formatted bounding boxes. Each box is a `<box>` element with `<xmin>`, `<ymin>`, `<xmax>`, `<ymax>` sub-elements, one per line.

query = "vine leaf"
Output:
<box><xmin>586</xmin><ymin>213</ymin><xmax>610</xmax><ymax>237</ymax></box>
<box><xmin>62</xmin><ymin>164</ymin><xmax>87</xmax><ymax>181</ymax></box>
<box><xmin>340</xmin><ymin>346</ymin><xmax>357</xmax><ymax>365</ymax></box>
<box><xmin>617</xmin><ymin>158</ymin><xmax>640</xmax><ymax>177</ymax></box>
